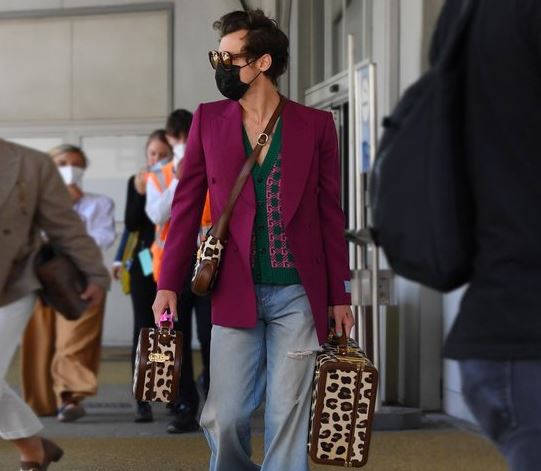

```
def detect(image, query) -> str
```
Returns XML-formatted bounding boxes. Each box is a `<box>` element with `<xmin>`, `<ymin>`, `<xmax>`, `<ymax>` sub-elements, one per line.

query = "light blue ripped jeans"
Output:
<box><xmin>200</xmin><ymin>284</ymin><xmax>320</xmax><ymax>471</ymax></box>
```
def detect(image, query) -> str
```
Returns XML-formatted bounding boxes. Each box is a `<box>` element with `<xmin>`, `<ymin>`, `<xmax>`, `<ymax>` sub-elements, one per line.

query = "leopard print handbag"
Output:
<box><xmin>191</xmin><ymin>233</ymin><xmax>225</xmax><ymax>296</ymax></box>
<box><xmin>133</xmin><ymin>311</ymin><xmax>183</xmax><ymax>403</ymax></box>
<box><xmin>308</xmin><ymin>335</ymin><xmax>378</xmax><ymax>467</ymax></box>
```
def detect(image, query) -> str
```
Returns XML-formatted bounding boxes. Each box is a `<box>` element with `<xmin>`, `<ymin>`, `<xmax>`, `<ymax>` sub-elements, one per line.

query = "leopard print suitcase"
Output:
<box><xmin>133</xmin><ymin>311</ymin><xmax>183</xmax><ymax>403</ymax></box>
<box><xmin>308</xmin><ymin>336</ymin><xmax>378</xmax><ymax>467</ymax></box>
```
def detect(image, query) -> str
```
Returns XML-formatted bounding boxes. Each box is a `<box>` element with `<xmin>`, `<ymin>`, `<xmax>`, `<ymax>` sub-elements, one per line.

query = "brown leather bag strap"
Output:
<box><xmin>211</xmin><ymin>94</ymin><xmax>286</xmax><ymax>239</ymax></box>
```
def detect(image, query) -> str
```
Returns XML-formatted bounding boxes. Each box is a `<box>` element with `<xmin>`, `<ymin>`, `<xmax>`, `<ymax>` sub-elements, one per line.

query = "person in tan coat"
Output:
<box><xmin>20</xmin><ymin>145</ymin><xmax>115</xmax><ymax>423</ymax></box>
<box><xmin>0</xmin><ymin>139</ymin><xmax>110</xmax><ymax>469</ymax></box>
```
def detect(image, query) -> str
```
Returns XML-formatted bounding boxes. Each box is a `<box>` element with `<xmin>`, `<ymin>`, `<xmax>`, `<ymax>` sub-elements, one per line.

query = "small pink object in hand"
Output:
<box><xmin>159</xmin><ymin>309</ymin><xmax>174</xmax><ymax>330</ymax></box>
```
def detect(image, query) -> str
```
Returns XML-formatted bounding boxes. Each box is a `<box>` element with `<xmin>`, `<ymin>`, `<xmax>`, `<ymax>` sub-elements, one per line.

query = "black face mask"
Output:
<box><xmin>215</xmin><ymin>62</ymin><xmax>261</xmax><ymax>101</ymax></box>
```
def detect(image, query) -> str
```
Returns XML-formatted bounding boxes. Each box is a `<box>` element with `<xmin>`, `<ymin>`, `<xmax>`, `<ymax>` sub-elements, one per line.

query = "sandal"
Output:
<box><xmin>20</xmin><ymin>438</ymin><xmax>64</xmax><ymax>471</ymax></box>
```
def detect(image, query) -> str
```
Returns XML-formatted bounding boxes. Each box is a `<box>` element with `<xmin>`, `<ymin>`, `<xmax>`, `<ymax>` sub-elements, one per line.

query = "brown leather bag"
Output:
<box><xmin>309</xmin><ymin>334</ymin><xmax>378</xmax><ymax>467</ymax></box>
<box><xmin>191</xmin><ymin>95</ymin><xmax>287</xmax><ymax>296</ymax></box>
<box><xmin>34</xmin><ymin>244</ymin><xmax>88</xmax><ymax>321</ymax></box>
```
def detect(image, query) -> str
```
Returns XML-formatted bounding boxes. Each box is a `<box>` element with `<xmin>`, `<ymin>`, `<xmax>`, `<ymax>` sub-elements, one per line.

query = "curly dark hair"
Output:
<box><xmin>213</xmin><ymin>9</ymin><xmax>289</xmax><ymax>85</ymax></box>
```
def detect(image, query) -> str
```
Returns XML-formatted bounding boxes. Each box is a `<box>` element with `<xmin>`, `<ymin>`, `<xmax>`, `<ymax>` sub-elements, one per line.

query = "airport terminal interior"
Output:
<box><xmin>0</xmin><ymin>0</ymin><xmax>511</xmax><ymax>469</ymax></box>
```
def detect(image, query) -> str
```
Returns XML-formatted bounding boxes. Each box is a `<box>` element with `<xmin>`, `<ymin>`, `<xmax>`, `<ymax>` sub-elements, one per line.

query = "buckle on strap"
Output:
<box><xmin>257</xmin><ymin>132</ymin><xmax>269</xmax><ymax>146</ymax></box>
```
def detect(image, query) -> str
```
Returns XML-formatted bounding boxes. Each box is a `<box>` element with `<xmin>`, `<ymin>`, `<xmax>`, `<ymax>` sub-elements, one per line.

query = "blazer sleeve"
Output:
<box><xmin>318</xmin><ymin>112</ymin><xmax>352</xmax><ymax>306</ymax></box>
<box><xmin>36</xmin><ymin>156</ymin><xmax>111</xmax><ymax>289</ymax></box>
<box><xmin>158</xmin><ymin>104</ymin><xmax>208</xmax><ymax>294</ymax></box>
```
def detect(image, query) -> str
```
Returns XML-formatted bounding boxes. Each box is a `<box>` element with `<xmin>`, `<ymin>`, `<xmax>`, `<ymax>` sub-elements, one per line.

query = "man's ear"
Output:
<box><xmin>257</xmin><ymin>53</ymin><xmax>272</xmax><ymax>73</ymax></box>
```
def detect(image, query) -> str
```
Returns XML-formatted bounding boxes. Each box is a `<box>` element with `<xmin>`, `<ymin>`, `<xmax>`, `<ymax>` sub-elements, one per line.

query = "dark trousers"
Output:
<box><xmin>175</xmin><ymin>275</ymin><xmax>212</xmax><ymax>409</ymax></box>
<box><xmin>460</xmin><ymin>359</ymin><xmax>541</xmax><ymax>471</ymax></box>
<box><xmin>129</xmin><ymin>257</ymin><xmax>157</xmax><ymax>375</ymax></box>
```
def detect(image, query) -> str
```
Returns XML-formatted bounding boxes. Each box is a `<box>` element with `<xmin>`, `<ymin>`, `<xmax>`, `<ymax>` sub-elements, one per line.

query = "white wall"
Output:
<box><xmin>0</xmin><ymin>11</ymin><xmax>170</xmax><ymax>123</ymax></box>
<box><xmin>0</xmin><ymin>0</ymin><xmax>245</xmax><ymax>111</ymax></box>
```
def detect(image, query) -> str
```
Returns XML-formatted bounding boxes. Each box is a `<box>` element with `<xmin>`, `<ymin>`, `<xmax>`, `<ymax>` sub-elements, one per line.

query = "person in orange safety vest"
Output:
<box><xmin>145</xmin><ymin>108</ymin><xmax>212</xmax><ymax>435</ymax></box>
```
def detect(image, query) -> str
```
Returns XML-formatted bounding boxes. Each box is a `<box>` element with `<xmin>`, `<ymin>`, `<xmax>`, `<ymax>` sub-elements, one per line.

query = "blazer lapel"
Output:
<box><xmin>213</xmin><ymin>101</ymin><xmax>256</xmax><ymax>264</ymax></box>
<box><xmin>214</xmin><ymin>101</ymin><xmax>256</xmax><ymax>210</ymax></box>
<box><xmin>281</xmin><ymin>101</ymin><xmax>314</xmax><ymax>227</ymax></box>
<box><xmin>0</xmin><ymin>140</ymin><xmax>22</xmax><ymax>210</ymax></box>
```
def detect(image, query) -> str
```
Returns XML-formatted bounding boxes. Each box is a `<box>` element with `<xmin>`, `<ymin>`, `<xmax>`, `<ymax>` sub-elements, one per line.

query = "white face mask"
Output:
<box><xmin>58</xmin><ymin>165</ymin><xmax>85</xmax><ymax>187</ymax></box>
<box><xmin>173</xmin><ymin>143</ymin><xmax>186</xmax><ymax>159</ymax></box>
<box><xmin>173</xmin><ymin>143</ymin><xmax>186</xmax><ymax>169</ymax></box>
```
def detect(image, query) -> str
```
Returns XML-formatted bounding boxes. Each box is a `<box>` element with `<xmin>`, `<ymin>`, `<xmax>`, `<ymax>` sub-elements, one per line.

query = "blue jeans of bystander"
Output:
<box><xmin>460</xmin><ymin>359</ymin><xmax>541</xmax><ymax>471</ymax></box>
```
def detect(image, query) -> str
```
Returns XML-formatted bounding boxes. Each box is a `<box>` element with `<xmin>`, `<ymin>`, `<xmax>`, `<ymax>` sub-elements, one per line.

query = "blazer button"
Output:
<box><xmin>2</xmin><ymin>229</ymin><xmax>11</xmax><ymax>235</ymax></box>
<box><xmin>211</xmin><ymin>177</ymin><xmax>216</xmax><ymax>184</ymax></box>
<box><xmin>257</xmin><ymin>176</ymin><xmax>263</xmax><ymax>183</ymax></box>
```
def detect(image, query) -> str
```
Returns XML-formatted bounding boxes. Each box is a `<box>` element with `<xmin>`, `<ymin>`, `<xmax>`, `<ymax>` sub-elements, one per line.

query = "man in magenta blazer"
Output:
<box><xmin>153</xmin><ymin>9</ymin><xmax>354</xmax><ymax>471</ymax></box>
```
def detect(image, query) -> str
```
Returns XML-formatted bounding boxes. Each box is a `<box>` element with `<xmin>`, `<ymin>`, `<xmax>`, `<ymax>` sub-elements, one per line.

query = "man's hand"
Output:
<box><xmin>111</xmin><ymin>264</ymin><xmax>122</xmax><ymax>280</ymax></box>
<box><xmin>153</xmin><ymin>289</ymin><xmax>178</xmax><ymax>325</ymax></box>
<box><xmin>80</xmin><ymin>283</ymin><xmax>105</xmax><ymax>308</ymax></box>
<box><xmin>67</xmin><ymin>184</ymin><xmax>83</xmax><ymax>204</ymax></box>
<box><xmin>328</xmin><ymin>305</ymin><xmax>355</xmax><ymax>338</ymax></box>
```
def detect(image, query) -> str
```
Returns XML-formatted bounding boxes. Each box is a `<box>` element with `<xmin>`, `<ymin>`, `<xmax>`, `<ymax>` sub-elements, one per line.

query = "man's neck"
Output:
<box><xmin>240</xmin><ymin>82</ymin><xmax>281</xmax><ymax>125</ymax></box>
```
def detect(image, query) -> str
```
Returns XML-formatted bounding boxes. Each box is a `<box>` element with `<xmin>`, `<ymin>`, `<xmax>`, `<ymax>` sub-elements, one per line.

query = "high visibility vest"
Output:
<box><xmin>201</xmin><ymin>192</ymin><xmax>212</xmax><ymax>233</ymax></box>
<box><xmin>148</xmin><ymin>161</ymin><xmax>213</xmax><ymax>282</ymax></box>
<box><xmin>148</xmin><ymin>161</ymin><xmax>174</xmax><ymax>282</ymax></box>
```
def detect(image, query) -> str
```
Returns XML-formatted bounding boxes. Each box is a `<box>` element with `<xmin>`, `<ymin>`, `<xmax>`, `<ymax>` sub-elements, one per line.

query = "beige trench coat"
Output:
<box><xmin>0</xmin><ymin>139</ymin><xmax>110</xmax><ymax>306</ymax></box>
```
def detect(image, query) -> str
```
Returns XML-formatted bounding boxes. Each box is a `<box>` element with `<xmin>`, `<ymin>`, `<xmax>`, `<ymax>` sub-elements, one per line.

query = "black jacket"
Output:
<box><xmin>124</xmin><ymin>175</ymin><xmax>155</xmax><ymax>250</ymax></box>
<box><xmin>439</xmin><ymin>0</ymin><xmax>541</xmax><ymax>359</ymax></box>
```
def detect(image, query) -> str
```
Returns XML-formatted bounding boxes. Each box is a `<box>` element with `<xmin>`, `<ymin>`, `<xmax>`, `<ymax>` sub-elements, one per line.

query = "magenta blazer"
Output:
<box><xmin>158</xmin><ymin>98</ymin><xmax>351</xmax><ymax>344</ymax></box>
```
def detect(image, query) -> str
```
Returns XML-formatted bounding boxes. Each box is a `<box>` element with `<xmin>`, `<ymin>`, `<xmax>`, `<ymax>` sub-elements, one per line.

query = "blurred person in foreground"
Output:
<box><xmin>147</xmin><ymin>110</ymin><xmax>213</xmax><ymax>434</ymax></box>
<box><xmin>111</xmin><ymin>130</ymin><xmax>171</xmax><ymax>423</ymax></box>
<box><xmin>0</xmin><ymin>139</ymin><xmax>109</xmax><ymax>469</ymax></box>
<box><xmin>434</xmin><ymin>2</ymin><xmax>541</xmax><ymax>470</ymax></box>
<box><xmin>21</xmin><ymin>144</ymin><xmax>115</xmax><ymax>423</ymax></box>
<box><xmin>152</xmin><ymin>9</ymin><xmax>353</xmax><ymax>471</ymax></box>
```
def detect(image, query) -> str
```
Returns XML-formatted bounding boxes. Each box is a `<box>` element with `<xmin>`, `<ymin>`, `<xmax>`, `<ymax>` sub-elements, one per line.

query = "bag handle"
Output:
<box><xmin>329</xmin><ymin>328</ymin><xmax>349</xmax><ymax>356</ymax></box>
<box><xmin>158</xmin><ymin>309</ymin><xmax>174</xmax><ymax>330</ymax></box>
<box><xmin>210</xmin><ymin>94</ymin><xmax>287</xmax><ymax>241</ymax></box>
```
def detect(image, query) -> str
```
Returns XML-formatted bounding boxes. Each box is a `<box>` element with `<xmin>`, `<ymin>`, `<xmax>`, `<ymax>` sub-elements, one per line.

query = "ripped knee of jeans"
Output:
<box><xmin>287</xmin><ymin>349</ymin><xmax>316</xmax><ymax>359</ymax></box>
